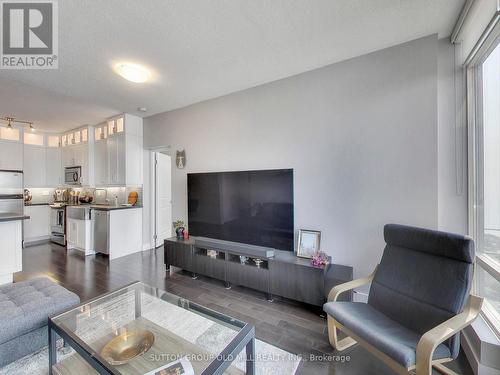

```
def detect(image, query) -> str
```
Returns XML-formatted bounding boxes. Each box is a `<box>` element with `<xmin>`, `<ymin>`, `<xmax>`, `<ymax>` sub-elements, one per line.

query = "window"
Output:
<box><xmin>81</xmin><ymin>128</ymin><xmax>88</xmax><ymax>143</ymax></box>
<box><xmin>116</xmin><ymin>117</ymin><xmax>124</xmax><ymax>133</ymax></box>
<box><xmin>95</xmin><ymin>125</ymin><xmax>107</xmax><ymax>140</ymax></box>
<box><xmin>23</xmin><ymin>133</ymin><xmax>44</xmax><ymax>146</ymax></box>
<box><xmin>0</xmin><ymin>126</ymin><xmax>20</xmax><ymax>141</ymax></box>
<box><xmin>107</xmin><ymin>120</ymin><xmax>115</xmax><ymax>135</ymax></box>
<box><xmin>47</xmin><ymin>135</ymin><xmax>60</xmax><ymax>148</ymax></box>
<box><xmin>470</xmin><ymin>40</ymin><xmax>500</xmax><ymax>335</ymax></box>
<box><xmin>74</xmin><ymin>131</ymin><xmax>81</xmax><ymax>144</ymax></box>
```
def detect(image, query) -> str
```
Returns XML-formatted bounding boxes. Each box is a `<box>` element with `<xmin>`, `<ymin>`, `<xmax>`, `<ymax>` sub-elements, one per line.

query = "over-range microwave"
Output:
<box><xmin>64</xmin><ymin>166</ymin><xmax>82</xmax><ymax>185</ymax></box>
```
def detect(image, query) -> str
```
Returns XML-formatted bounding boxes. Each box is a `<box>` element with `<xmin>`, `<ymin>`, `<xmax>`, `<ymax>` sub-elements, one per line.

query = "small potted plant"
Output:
<box><xmin>173</xmin><ymin>220</ymin><xmax>185</xmax><ymax>240</ymax></box>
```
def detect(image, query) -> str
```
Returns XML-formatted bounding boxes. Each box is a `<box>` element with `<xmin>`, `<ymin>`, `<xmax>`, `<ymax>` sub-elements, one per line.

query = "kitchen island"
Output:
<box><xmin>92</xmin><ymin>205</ymin><xmax>142</xmax><ymax>260</ymax></box>
<box><xmin>0</xmin><ymin>214</ymin><xmax>29</xmax><ymax>284</ymax></box>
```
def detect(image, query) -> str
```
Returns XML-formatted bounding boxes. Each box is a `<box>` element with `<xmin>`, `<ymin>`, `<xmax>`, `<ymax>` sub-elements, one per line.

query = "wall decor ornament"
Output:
<box><xmin>176</xmin><ymin>149</ymin><xmax>186</xmax><ymax>169</ymax></box>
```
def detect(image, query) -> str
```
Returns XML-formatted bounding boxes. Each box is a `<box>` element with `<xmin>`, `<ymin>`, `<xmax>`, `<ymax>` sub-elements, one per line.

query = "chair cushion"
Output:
<box><xmin>0</xmin><ymin>278</ymin><xmax>80</xmax><ymax>344</ymax></box>
<box><xmin>368</xmin><ymin>224</ymin><xmax>474</xmax><ymax>358</ymax></box>
<box><xmin>324</xmin><ymin>302</ymin><xmax>451</xmax><ymax>368</ymax></box>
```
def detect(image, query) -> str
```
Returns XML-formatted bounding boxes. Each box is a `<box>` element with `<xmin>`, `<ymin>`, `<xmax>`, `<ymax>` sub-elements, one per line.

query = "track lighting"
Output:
<box><xmin>1</xmin><ymin>116</ymin><xmax>35</xmax><ymax>131</ymax></box>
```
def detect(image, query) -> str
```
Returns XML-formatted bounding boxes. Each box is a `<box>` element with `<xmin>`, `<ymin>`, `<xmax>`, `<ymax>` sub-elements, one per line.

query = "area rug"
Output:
<box><xmin>0</xmin><ymin>292</ymin><xmax>301</xmax><ymax>374</ymax></box>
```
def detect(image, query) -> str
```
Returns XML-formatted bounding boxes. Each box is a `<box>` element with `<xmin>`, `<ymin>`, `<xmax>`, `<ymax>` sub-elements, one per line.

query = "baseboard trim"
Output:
<box><xmin>24</xmin><ymin>237</ymin><xmax>50</xmax><ymax>247</ymax></box>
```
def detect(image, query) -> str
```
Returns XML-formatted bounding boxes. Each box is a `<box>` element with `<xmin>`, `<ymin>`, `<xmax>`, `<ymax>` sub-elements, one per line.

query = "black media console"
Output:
<box><xmin>164</xmin><ymin>237</ymin><xmax>353</xmax><ymax>306</ymax></box>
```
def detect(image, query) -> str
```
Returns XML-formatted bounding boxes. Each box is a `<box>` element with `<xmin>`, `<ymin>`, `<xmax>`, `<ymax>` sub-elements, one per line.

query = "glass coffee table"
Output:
<box><xmin>49</xmin><ymin>282</ymin><xmax>255</xmax><ymax>375</ymax></box>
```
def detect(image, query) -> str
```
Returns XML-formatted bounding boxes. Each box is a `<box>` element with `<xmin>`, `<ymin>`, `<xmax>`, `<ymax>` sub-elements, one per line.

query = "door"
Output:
<box><xmin>46</xmin><ymin>148</ymin><xmax>62</xmax><ymax>185</ymax></box>
<box><xmin>23</xmin><ymin>145</ymin><xmax>46</xmax><ymax>187</ymax></box>
<box><xmin>94</xmin><ymin>140</ymin><xmax>108</xmax><ymax>185</ymax></box>
<box><xmin>154</xmin><ymin>152</ymin><xmax>172</xmax><ymax>248</ymax></box>
<box><xmin>0</xmin><ymin>141</ymin><xmax>23</xmax><ymax>170</ymax></box>
<box><xmin>107</xmin><ymin>134</ymin><xmax>125</xmax><ymax>185</ymax></box>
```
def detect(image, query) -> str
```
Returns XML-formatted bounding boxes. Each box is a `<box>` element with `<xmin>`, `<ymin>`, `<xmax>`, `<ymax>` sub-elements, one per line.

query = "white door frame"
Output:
<box><xmin>150</xmin><ymin>148</ymin><xmax>172</xmax><ymax>248</ymax></box>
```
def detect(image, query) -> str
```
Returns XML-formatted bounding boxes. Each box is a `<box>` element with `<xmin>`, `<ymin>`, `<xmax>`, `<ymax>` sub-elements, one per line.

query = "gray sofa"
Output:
<box><xmin>0</xmin><ymin>278</ymin><xmax>80</xmax><ymax>367</ymax></box>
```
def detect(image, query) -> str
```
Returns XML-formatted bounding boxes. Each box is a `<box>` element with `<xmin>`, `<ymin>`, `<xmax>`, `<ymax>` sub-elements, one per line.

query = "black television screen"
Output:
<box><xmin>188</xmin><ymin>169</ymin><xmax>294</xmax><ymax>251</ymax></box>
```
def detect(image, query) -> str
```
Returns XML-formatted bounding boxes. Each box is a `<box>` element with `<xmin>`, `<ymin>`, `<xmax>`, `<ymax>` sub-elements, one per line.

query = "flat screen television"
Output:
<box><xmin>187</xmin><ymin>169</ymin><xmax>294</xmax><ymax>251</ymax></box>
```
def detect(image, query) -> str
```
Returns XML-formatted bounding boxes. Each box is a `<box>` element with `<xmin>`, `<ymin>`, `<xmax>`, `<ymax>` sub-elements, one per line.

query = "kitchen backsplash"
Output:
<box><xmin>24</xmin><ymin>186</ymin><xmax>143</xmax><ymax>206</ymax></box>
<box><xmin>25</xmin><ymin>188</ymin><xmax>55</xmax><ymax>204</ymax></box>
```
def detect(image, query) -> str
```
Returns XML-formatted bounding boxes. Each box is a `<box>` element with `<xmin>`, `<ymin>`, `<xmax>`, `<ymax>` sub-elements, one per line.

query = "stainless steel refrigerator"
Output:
<box><xmin>0</xmin><ymin>170</ymin><xmax>24</xmax><ymax>214</ymax></box>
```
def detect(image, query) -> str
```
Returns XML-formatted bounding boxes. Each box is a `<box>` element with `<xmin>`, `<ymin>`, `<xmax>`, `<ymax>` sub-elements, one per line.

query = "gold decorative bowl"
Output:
<box><xmin>101</xmin><ymin>330</ymin><xmax>155</xmax><ymax>365</ymax></box>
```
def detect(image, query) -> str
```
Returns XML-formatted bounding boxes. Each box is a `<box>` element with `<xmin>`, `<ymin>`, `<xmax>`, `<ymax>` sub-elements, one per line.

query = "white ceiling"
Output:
<box><xmin>0</xmin><ymin>0</ymin><xmax>464</xmax><ymax>132</ymax></box>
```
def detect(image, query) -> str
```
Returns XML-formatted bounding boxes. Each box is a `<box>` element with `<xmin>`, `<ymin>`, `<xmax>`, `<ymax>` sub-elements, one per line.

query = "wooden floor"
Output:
<box><xmin>15</xmin><ymin>242</ymin><xmax>473</xmax><ymax>375</ymax></box>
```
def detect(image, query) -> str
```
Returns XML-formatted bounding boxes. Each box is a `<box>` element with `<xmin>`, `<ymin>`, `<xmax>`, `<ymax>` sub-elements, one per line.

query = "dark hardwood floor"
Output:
<box><xmin>15</xmin><ymin>242</ymin><xmax>473</xmax><ymax>375</ymax></box>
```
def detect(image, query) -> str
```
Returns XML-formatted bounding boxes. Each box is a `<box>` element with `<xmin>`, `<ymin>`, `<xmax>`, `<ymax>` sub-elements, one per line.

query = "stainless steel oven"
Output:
<box><xmin>50</xmin><ymin>206</ymin><xmax>66</xmax><ymax>246</ymax></box>
<box><xmin>64</xmin><ymin>166</ymin><xmax>81</xmax><ymax>185</ymax></box>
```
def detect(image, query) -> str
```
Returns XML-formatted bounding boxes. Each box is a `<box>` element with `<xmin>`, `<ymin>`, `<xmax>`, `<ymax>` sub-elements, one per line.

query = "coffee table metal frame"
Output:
<box><xmin>48</xmin><ymin>281</ymin><xmax>255</xmax><ymax>375</ymax></box>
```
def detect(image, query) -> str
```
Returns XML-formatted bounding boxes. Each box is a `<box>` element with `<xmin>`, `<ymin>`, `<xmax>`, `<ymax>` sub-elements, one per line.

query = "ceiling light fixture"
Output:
<box><xmin>114</xmin><ymin>62</ymin><xmax>151</xmax><ymax>83</ymax></box>
<box><xmin>1</xmin><ymin>116</ymin><xmax>35</xmax><ymax>131</ymax></box>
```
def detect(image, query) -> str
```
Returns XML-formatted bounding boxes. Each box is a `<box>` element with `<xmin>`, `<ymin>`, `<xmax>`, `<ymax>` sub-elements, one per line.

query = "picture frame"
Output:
<box><xmin>296</xmin><ymin>229</ymin><xmax>321</xmax><ymax>258</ymax></box>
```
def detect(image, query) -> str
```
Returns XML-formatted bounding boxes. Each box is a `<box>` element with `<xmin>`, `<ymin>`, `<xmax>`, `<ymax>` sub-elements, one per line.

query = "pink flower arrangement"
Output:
<box><xmin>311</xmin><ymin>251</ymin><xmax>329</xmax><ymax>268</ymax></box>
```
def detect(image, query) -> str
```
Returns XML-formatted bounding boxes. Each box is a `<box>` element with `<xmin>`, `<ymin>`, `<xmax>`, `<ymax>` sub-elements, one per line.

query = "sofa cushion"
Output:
<box><xmin>324</xmin><ymin>302</ymin><xmax>451</xmax><ymax>368</ymax></box>
<box><xmin>0</xmin><ymin>278</ymin><xmax>80</xmax><ymax>345</ymax></box>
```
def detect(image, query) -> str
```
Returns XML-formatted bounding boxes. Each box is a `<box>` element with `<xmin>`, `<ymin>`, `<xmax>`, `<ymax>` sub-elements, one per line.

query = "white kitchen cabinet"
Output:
<box><xmin>96</xmin><ymin>114</ymin><xmax>142</xmax><ymax>186</ymax></box>
<box><xmin>107</xmin><ymin>133</ymin><xmax>126</xmax><ymax>185</ymax></box>
<box><xmin>62</xmin><ymin>146</ymin><xmax>74</xmax><ymax>167</ymax></box>
<box><xmin>23</xmin><ymin>145</ymin><xmax>46</xmax><ymax>187</ymax></box>
<box><xmin>45</xmin><ymin>147</ymin><xmax>62</xmax><ymax>185</ymax></box>
<box><xmin>23</xmin><ymin>205</ymin><xmax>50</xmax><ymax>243</ymax></box>
<box><xmin>94</xmin><ymin>139</ymin><xmax>108</xmax><ymax>186</ymax></box>
<box><xmin>67</xmin><ymin>218</ymin><xmax>93</xmax><ymax>255</ymax></box>
<box><xmin>62</xmin><ymin>143</ymin><xmax>89</xmax><ymax>185</ymax></box>
<box><xmin>0</xmin><ymin>220</ymin><xmax>23</xmax><ymax>285</ymax></box>
<box><xmin>0</xmin><ymin>141</ymin><xmax>23</xmax><ymax>171</ymax></box>
<box><xmin>108</xmin><ymin>207</ymin><xmax>142</xmax><ymax>260</ymax></box>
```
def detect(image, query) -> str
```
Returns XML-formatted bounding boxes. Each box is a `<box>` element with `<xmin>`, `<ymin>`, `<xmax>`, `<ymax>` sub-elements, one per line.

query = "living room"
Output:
<box><xmin>0</xmin><ymin>1</ymin><xmax>499</xmax><ymax>374</ymax></box>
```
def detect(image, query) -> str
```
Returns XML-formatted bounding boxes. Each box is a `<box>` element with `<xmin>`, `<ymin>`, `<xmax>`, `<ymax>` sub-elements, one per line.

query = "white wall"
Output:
<box><xmin>144</xmin><ymin>35</ymin><xmax>442</xmax><ymax>279</ymax></box>
<box><xmin>437</xmin><ymin>38</ymin><xmax>468</xmax><ymax>234</ymax></box>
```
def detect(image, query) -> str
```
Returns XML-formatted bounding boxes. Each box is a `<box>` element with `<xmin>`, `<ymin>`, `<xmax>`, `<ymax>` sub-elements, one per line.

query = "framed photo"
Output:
<box><xmin>296</xmin><ymin>229</ymin><xmax>321</xmax><ymax>258</ymax></box>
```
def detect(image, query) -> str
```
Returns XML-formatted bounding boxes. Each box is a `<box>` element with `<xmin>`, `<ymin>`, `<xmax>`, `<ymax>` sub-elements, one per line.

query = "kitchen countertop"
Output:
<box><xmin>90</xmin><ymin>205</ymin><xmax>142</xmax><ymax>211</ymax></box>
<box><xmin>24</xmin><ymin>202</ymin><xmax>50</xmax><ymax>206</ymax></box>
<box><xmin>0</xmin><ymin>213</ymin><xmax>30</xmax><ymax>222</ymax></box>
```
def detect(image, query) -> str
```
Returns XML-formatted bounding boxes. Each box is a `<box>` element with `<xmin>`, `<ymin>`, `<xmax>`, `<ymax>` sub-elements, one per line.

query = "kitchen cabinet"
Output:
<box><xmin>62</xmin><ymin>144</ymin><xmax>89</xmax><ymax>184</ymax></box>
<box><xmin>23</xmin><ymin>145</ymin><xmax>46</xmax><ymax>187</ymax></box>
<box><xmin>107</xmin><ymin>133</ymin><xmax>126</xmax><ymax>185</ymax></box>
<box><xmin>67</xmin><ymin>217</ymin><xmax>93</xmax><ymax>255</ymax></box>
<box><xmin>0</xmin><ymin>220</ymin><xmax>23</xmax><ymax>284</ymax></box>
<box><xmin>94</xmin><ymin>114</ymin><xmax>142</xmax><ymax>186</ymax></box>
<box><xmin>46</xmin><ymin>147</ymin><xmax>62</xmax><ymax>185</ymax></box>
<box><xmin>0</xmin><ymin>141</ymin><xmax>23</xmax><ymax>171</ymax></box>
<box><xmin>67</xmin><ymin>218</ymin><xmax>84</xmax><ymax>249</ymax></box>
<box><xmin>105</xmin><ymin>207</ymin><xmax>142</xmax><ymax>260</ymax></box>
<box><xmin>23</xmin><ymin>205</ymin><xmax>50</xmax><ymax>243</ymax></box>
<box><xmin>94</xmin><ymin>139</ymin><xmax>108</xmax><ymax>185</ymax></box>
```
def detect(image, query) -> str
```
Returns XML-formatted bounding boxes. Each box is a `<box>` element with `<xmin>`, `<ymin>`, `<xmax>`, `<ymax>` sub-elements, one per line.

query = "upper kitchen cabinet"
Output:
<box><xmin>23</xmin><ymin>133</ymin><xmax>46</xmax><ymax>187</ymax></box>
<box><xmin>61</xmin><ymin>127</ymin><xmax>91</xmax><ymax>185</ymax></box>
<box><xmin>94</xmin><ymin>123</ymin><xmax>108</xmax><ymax>186</ymax></box>
<box><xmin>46</xmin><ymin>135</ymin><xmax>62</xmax><ymax>186</ymax></box>
<box><xmin>94</xmin><ymin>114</ymin><xmax>143</xmax><ymax>186</ymax></box>
<box><xmin>0</xmin><ymin>126</ymin><xmax>23</xmax><ymax>170</ymax></box>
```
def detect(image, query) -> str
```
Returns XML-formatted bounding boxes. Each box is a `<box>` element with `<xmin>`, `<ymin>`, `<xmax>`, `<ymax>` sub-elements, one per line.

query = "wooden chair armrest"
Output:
<box><xmin>415</xmin><ymin>295</ymin><xmax>483</xmax><ymax>375</ymax></box>
<box><xmin>327</xmin><ymin>266</ymin><xmax>378</xmax><ymax>302</ymax></box>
